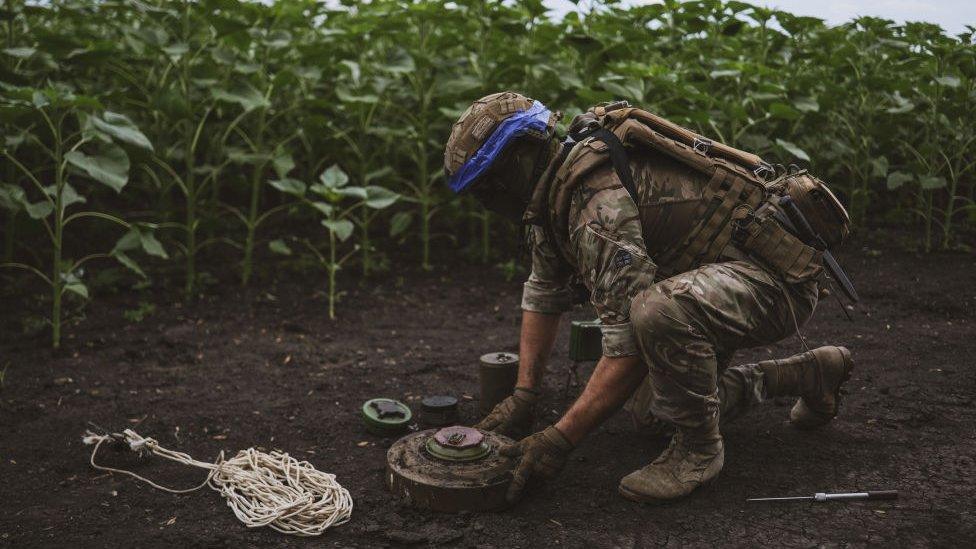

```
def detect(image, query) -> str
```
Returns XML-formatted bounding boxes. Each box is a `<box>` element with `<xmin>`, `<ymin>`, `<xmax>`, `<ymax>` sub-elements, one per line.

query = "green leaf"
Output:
<box><xmin>272</xmin><ymin>150</ymin><xmax>295</xmax><ymax>178</ymax></box>
<box><xmin>336</xmin><ymin>186</ymin><xmax>368</xmax><ymax>200</ymax></box>
<box><xmin>44</xmin><ymin>183</ymin><xmax>86</xmax><ymax>209</ymax></box>
<box><xmin>227</xmin><ymin>148</ymin><xmax>273</xmax><ymax>165</ymax></box>
<box><xmin>269</xmin><ymin>178</ymin><xmax>306</xmax><ymax>197</ymax></box>
<box><xmin>65</xmin><ymin>144</ymin><xmax>130</xmax><ymax>192</ymax></box>
<box><xmin>919</xmin><ymin>175</ymin><xmax>947</xmax><ymax>190</ymax></box>
<box><xmin>869</xmin><ymin>156</ymin><xmax>889</xmax><ymax>179</ymax></box>
<box><xmin>365</xmin><ymin>186</ymin><xmax>399</xmax><ymax>209</ymax></box>
<box><xmin>390</xmin><ymin>211</ymin><xmax>412</xmax><ymax>237</ymax></box>
<box><xmin>365</xmin><ymin>166</ymin><xmax>394</xmax><ymax>183</ymax></box>
<box><xmin>212</xmin><ymin>83</ymin><xmax>270</xmax><ymax>112</ymax></box>
<box><xmin>886</xmin><ymin>171</ymin><xmax>914</xmax><ymax>190</ymax></box>
<box><xmin>91</xmin><ymin>112</ymin><xmax>154</xmax><ymax>151</ymax></box>
<box><xmin>775</xmin><ymin>139</ymin><xmax>810</xmax><ymax>162</ymax></box>
<box><xmin>2</xmin><ymin>47</ymin><xmax>36</xmax><ymax>58</ymax></box>
<box><xmin>113</xmin><ymin>225</ymin><xmax>167</xmax><ymax>259</ymax></box>
<box><xmin>886</xmin><ymin>91</ymin><xmax>914</xmax><ymax>114</ymax></box>
<box><xmin>114</xmin><ymin>251</ymin><xmax>146</xmax><ymax>279</ymax></box>
<box><xmin>113</xmin><ymin>228</ymin><xmax>141</xmax><ymax>254</ymax></box>
<box><xmin>709</xmin><ymin>69</ymin><xmax>740</xmax><ymax>78</ymax></box>
<box><xmin>24</xmin><ymin>200</ymin><xmax>53</xmax><ymax>220</ymax></box>
<box><xmin>5</xmin><ymin>182</ymin><xmax>54</xmax><ymax>219</ymax></box>
<box><xmin>162</xmin><ymin>42</ymin><xmax>189</xmax><ymax>61</ymax></box>
<box><xmin>769</xmin><ymin>103</ymin><xmax>801</xmax><ymax>120</ymax></box>
<box><xmin>319</xmin><ymin>165</ymin><xmax>349</xmax><ymax>188</ymax></box>
<box><xmin>63</xmin><ymin>280</ymin><xmax>89</xmax><ymax>299</ymax></box>
<box><xmin>139</xmin><ymin>230</ymin><xmax>168</xmax><ymax>259</ymax></box>
<box><xmin>335</xmin><ymin>87</ymin><xmax>379</xmax><ymax>104</ymax></box>
<box><xmin>0</xmin><ymin>184</ymin><xmax>22</xmax><ymax>212</ymax></box>
<box><xmin>310</xmin><ymin>201</ymin><xmax>334</xmax><ymax>216</ymax></box>
<box><xmin>322</xmin><ymin>219</ymin><xmax>354</xmax><ymax>242</ymax></box>
<box><xmin>793</xmin><ymin>97</ymin><xmax>819</xmax><ymax>113</ymax></box>
<box><xmin>268</xmin><ymin>239</ymin><xmax>292</xmax><ymax>255</ymax></box>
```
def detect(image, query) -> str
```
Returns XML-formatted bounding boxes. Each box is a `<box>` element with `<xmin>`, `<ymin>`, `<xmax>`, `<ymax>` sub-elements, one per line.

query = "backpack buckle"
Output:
<box><xmin>753</xmin><ymin>162</ymin><xmax>774</xmax><ymax>180</ymax></box>
<box><xmin>693</xmin><ymin>137</ymin><xmax>712</xmax><ymax>154</ymax></box>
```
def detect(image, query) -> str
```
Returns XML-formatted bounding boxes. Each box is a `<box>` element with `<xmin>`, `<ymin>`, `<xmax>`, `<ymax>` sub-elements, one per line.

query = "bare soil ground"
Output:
<box><xmin>1</xmin><ymin>239</ymin><xmax>974</xmax><ymax>548</ymax></box>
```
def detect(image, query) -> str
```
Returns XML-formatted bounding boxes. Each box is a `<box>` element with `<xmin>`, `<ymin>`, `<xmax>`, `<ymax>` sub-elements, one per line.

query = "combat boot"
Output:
<box><xmin>760</xmin><ymin>346</ymin><xmax>854</xmax><ymax>430</ymax></box>
<box><xmin>617</xmin><ymin>428</ymin><xmax>724</xmax><ymax>504</ymax></box>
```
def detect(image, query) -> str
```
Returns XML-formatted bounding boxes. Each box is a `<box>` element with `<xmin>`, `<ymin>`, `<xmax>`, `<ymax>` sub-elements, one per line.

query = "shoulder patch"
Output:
<box><xmin>613</xmin><ymin>249</ymin><xmax>633</xmax><ymax>269</ymax></box>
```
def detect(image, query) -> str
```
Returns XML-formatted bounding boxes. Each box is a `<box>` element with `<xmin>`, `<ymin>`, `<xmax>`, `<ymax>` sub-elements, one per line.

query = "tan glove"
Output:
<box><xmin>474</xmin><ymin>387</ymin><xmax>540</xmax><ymax>437</ymax></box>
<box><xmin>498</xmin><ymin>425</ymin><xmax>573</xmax><ymax>503</ymax></box>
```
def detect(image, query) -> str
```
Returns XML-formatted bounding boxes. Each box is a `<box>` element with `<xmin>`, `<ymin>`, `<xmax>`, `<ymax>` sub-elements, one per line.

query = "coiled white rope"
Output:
<box><xmin>83</xmin><ymin>429</ymin><xmax>353</xmax><ymax>537</ymax></box>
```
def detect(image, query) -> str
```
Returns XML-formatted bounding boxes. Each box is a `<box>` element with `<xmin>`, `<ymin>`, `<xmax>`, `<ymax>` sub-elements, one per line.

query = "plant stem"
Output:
<box><xmin>181</xmin><ymin>0</ymin><xmax>196</xmax><ymax>298</ymax></box>
<box><xmin>361</xmin><ymin>204</ymin><xmax>371</xmax><ymax>276</ymax></box>
<box><xmin>51</xmin><ymin>122</ymin><xmax>64</xmax><ymax>349</ymax></box>
<box><xmin>328</xmin><ymin>229</ymin><xmax>336</xmax><ymax>319</ymax></box>
<box><xmin>2</xmin><ymin>210</ymin><xmax>13</xmax><ymax>264</ymax></box>
<box><xmin>923</xmin><ymin>191</ymin><xmax>933</xmax><ymax>253</ymax></box>
<box><xmin>242</xmin><ymin>110</ymin><xmax>267</xmax><ymax>286</ymax></box>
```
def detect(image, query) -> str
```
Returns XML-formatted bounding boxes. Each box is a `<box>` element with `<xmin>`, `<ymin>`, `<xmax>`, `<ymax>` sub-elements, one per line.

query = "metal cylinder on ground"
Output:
<box><xmin>386</xmin><ymin>426</ymin><xmax>515</xmax><ymax>512</ymax></box>
<box><xmin>420</xmin><ymin>395</ymin><xmax>460</xmax><ymax>427</ymax></box>
<box><xmin>479</xmin><ymin>352</ymin><xmax>519</xmax><ymax>415</ymax></box>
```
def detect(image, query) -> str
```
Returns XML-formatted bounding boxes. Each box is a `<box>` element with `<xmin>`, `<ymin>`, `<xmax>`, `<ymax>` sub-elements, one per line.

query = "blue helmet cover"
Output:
<box><xmin>448</xmin><ymin>100</ymin><xmax>552</xmax><ymax>194</ymax></box>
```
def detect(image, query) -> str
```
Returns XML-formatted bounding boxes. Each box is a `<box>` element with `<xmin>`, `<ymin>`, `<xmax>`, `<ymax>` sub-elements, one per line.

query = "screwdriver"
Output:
<box><xmin>748</xmin><ymin>490</ymin><xmax>898</xmax><ymax>503</ymax></box>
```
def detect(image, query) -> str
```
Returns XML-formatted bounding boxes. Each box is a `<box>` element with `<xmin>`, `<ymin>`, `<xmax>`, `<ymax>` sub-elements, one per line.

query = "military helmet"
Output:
<box><xmin>444</xmin><ymin>91</ymin><xmax>558</xmax><ymax>195</ymax></box>
<box><xmin>785</xmin><ymin>173</ymin><xmax>850</xmax><ymax>248</ymax></box>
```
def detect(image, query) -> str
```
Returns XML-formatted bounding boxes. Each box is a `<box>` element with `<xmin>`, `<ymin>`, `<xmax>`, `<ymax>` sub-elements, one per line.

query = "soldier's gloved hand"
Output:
<box><xmin>498</xmin><ymin>425</ymin><xmax>574</xmax><ymax>503</ymax></box>
<box><xmin>474</xmin><ymin>387</ymin><xmax>540</xmax><ymax>437</ymax></box>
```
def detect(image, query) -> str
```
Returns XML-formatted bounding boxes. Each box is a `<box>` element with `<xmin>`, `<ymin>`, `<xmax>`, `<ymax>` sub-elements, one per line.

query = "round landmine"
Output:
<box><xmin>420</xmin><ymin>395</ymin><xmax>460</xmax><ymax>427</ymax></box>
<box><xmin>362</xmin><ymin>398</ymin><xmax>412</xmax><ymax>436</ymax></box>
<box><xmin>386</xmin><ymin>426</ymin><xmax>515</xmax><ymax>512</ymax></box>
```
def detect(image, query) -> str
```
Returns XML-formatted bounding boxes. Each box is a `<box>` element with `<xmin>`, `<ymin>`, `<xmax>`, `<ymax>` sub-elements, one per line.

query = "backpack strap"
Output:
<box><xmin>587</xmin><ymin>128</ymin><xmax>639</xmax><ymax>205</ymax></box>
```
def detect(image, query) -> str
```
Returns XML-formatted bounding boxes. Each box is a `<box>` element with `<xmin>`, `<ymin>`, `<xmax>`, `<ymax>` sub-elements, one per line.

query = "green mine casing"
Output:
<box><xmin>479</xmin><ymin>352</ymin><xmax>519</xmax><ymax>415</ymax></box>
<box><xmin>569</xmin><ymin>319</ymin><xmax>603</xmax><ymax>362</ymax></box>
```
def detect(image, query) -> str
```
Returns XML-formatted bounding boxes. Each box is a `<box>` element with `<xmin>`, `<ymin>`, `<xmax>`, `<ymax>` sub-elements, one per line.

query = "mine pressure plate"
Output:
<box><xmin>386</xmin><ymin>426</ymin><xmax>515</xmax><ymax>512</ymax></box>
<box><xmin>362</xmin><ymin>398</ymin><xmax>412</xmax><ymax>436</ymax></box>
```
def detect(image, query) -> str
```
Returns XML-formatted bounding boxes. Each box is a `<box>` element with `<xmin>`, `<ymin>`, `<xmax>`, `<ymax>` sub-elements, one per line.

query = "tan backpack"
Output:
<box><xmin>525</xmin><ymin>101</ymin><xmax>856</xmax><ymax>298</ymax></box>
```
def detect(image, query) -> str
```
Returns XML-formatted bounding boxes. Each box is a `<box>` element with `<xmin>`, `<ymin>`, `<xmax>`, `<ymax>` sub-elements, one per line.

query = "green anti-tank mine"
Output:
<box><xmin>362</xmin><ymin>398</ymin><xmax>412</xmax><ymax>436</ymax></box>
<box><xmin>386</xmin><ymin>426</ymin><xmax>515</xmax><ymax>512</ymax></box>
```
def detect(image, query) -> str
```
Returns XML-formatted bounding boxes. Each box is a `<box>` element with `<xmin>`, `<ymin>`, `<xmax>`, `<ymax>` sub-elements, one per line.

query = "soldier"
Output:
<box><xmin>445</xmin><ymin>91</ymin><xmax>855</xmax><ymax>504</ymax></box>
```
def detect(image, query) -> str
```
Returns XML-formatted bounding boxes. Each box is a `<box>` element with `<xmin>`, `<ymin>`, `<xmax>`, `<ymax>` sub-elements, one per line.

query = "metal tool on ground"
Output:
<box><xmin>420</xmin><ymin>395</ymin><xmax>460</xmax><ymax>427</ymax></box>
<box><xmin>386</xmin><ymin>425</ymin><xmax>515</xmax><ymax>512</ymax></box>
<box><xmin>479</xmin><ymin>352</ymin><xmax>518</xmax><ymax>415</ymax></box>
<box><xmin>82</xmin><ymin>427</ymin><xmax>352</xmax><ymax>536</ymax></box>
<box><xmin>748</xmin><ymin>490</ymin><xmax>898</xmax><ymax>503</ymax></box>
<box><xmin>361</xmin><ymin>398</ymin><xmax>412</xmax><ymax>436</ymax></box>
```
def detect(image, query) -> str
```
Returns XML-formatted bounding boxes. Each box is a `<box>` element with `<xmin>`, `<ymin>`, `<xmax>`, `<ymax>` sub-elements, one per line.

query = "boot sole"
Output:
<box><xmin>792</xmin><ymin>346</ymin><xmax>854</xmax><ymax>430</ymax></box>
<box><xmin>616</xmin><ymin>474</ymin><xmax>718</xmax><ymax>505</ymax></box>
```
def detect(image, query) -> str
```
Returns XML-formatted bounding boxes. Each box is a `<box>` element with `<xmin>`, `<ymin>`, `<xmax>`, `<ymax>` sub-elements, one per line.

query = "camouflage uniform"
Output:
<box><xmin>521</xmin><ymin>151</ymin><xmax>820</xmax><ymax>430</ymax></box>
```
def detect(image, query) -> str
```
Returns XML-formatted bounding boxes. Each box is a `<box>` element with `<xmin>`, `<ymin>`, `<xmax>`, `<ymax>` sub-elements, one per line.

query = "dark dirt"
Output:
<box><xmin>1</xmin><ymin>239</ymin><xmax>975</xmax><ymax>548</ymax></box>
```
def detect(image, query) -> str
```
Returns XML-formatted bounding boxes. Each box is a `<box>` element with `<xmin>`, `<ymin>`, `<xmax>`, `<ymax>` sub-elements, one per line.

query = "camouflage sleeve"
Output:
<box><xmin>570</xmin><ymin>181</ymin><xmax>658</xmax><ymax>357</ymax></box>
<box><xmin>521</xmin><ymin>225</ymin><xmax>574</xmax><ymax>314</ymax></box>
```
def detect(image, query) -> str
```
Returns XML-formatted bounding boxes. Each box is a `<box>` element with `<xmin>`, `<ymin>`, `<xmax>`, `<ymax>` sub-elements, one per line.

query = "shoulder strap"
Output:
<box><xmin>588</xmin><ymin>128</ymin><xmax>639</xmax><ymax>204</ymax></box>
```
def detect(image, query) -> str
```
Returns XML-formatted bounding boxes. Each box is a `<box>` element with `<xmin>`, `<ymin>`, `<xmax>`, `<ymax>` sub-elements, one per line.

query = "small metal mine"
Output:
<box><xmin>479</xmin><ymin>352</ymin><xmax>519</xmax><ymax>415</ymax></box>
<box><xmin>420</xmin><ymin>395</ymin><xmax>460</xmax><ymax>427</ymax></box>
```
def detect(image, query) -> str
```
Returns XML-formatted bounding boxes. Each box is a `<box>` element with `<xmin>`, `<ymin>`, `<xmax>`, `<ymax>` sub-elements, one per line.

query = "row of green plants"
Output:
<box><xmin>1</xmin><ymin>0</ymin><xmax>974</xmax><ymax>347</ymax></box>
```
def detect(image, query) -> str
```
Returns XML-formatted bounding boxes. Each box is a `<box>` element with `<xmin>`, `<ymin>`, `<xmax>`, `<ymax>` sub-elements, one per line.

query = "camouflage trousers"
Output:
<box><xmin>626</xmin><ymin>260</ymin><xmax>819</xmax><ymax>433</ymax></box>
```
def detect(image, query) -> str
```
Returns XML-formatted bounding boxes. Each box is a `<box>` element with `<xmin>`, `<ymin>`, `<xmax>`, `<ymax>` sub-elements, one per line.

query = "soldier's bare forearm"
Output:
<box><xmin>516</xmin><ymin>310</ymin><xmax>563</xmax><ymax>391</ymax></box>
<box><xmin>555</xmin><ymin>355</ymin><xmax>645</xmax><ymax>445</ymax></box>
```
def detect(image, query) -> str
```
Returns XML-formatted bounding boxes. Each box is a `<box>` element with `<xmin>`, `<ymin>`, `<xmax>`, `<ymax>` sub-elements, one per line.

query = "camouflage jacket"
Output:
<box><xmin>521</xmin><ymin>149</ymin><xmax>712</xmax><ymax>357</ymax></box>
